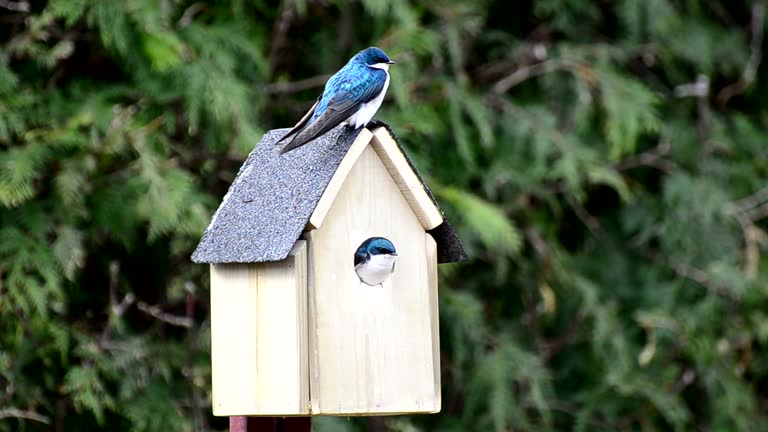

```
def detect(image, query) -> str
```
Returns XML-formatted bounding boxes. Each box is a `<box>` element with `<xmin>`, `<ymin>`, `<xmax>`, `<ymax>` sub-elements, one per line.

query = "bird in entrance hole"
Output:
<box><xmin>277</xmin><ymin>47</ymin><xmax>395</xmax><ymax>154</ymax></box>
<box><xmin>354</xmin><ymin>237</ymin><xmax>398</xmax><ymax>287</ymax></box>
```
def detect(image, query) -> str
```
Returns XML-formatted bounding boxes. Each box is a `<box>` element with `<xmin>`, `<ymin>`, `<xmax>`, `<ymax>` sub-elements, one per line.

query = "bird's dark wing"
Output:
<box><xmin>353</xmin><ymin>250</ymin><xmax>368</xmax><ymax>267</ymax></box>
<box><xmin>276</xmin><ymin>98</ymin><xmax>319</xmax><ymax>144</ymax></box>
<box><xmin>279</xmin><ymin>97</ymin><xmax>359</xmax><ymax>154</ymax></box>
<box><xmin>280</xmin><ymin>73</ymin><xmax>387</xmax><ymax>154</ymax></box>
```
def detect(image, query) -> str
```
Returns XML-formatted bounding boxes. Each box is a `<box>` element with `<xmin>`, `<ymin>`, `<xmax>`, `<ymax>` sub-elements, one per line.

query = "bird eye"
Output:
<box><xmin>373</xmin><ymin>56</ymin><xmax>386</xmax><ymax>63</ymax></box>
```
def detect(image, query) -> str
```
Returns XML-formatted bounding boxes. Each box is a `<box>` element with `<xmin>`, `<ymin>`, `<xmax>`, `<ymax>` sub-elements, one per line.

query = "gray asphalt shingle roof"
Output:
<box><xmin>191</xmin><ymin>120</ymin><xmax>467</xmax><ymax>264</ymax></box>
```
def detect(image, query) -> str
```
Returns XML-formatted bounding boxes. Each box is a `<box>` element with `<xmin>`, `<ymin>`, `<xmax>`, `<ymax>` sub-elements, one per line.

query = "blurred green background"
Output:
<box><xmin>2</xmin><ymin>0</ymin><xmax>768</xmax><ymax>431</ymax></box>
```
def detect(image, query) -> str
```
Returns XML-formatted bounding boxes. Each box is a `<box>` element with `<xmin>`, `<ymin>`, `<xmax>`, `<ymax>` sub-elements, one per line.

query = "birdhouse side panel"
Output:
<box><xmin>210</xmin><ymin>241</ymin><xmax>309</xmax><ymax>416</ymax></box>
<box><xmin>425</xmin><ymin>233</ymin><xmax>441</xmax><ymax>411</ymax></box>
<box><xmin>306</xmin><ymin>145</ymin><xmax>440</xmax><ymax>415</ymax></box>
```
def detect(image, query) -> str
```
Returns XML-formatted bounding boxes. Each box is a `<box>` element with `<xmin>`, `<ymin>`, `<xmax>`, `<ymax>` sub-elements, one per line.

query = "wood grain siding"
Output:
<box><xmin>309</xmin><ymin>127</ymin><xmax>443</xmax><ymax>231</ymax></box>
<box><xmin>306</xmin><ymin>146</ymin><xmax>440</xmax><ymax>414</ymax></box>
<box><xmin>210</xmin><ymin>241</ymin><xmax>309</xmax><ymax>416</ymax></box>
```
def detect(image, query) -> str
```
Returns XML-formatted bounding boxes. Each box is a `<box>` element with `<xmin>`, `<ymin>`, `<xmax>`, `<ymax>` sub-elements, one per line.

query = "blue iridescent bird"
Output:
<box><xmin>354</xmin><ymin>237</ymin><xmax>398</xmax><ymax>286</ymax></box>
<box><xmin>278</xmin><ymin>47</ymin><xmax>395</xmax><ymax>154</ymax></box>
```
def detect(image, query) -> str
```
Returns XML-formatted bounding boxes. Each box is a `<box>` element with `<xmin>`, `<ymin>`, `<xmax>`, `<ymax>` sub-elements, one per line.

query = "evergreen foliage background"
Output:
<box><xmin>2</xmin><ymin>0</ymin><xmax>768</xmax><ymax>430</ymax></box>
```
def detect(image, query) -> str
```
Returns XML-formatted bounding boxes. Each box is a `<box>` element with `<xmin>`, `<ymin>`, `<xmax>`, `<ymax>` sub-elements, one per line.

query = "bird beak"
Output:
<box><xmin>387</xmin><ymin>60</ymin><xmax>396</xmax><ymax>64</ymax></box>
<box><xmin>391</xmin><ymin>252</ymin><xmax>398</xmax><ymax>256</ymax></box>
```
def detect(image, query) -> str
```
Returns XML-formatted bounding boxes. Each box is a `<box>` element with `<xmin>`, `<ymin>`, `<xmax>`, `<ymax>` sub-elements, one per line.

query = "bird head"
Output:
<box><xmin>355</xmin><ymin>47</ymin><xmax>396</xmax><ymax>70</ymax></box>
<box><xmin>361</xmin><ymin>237</ymin><xmax>397</xmax><ymax>257</ymax></box>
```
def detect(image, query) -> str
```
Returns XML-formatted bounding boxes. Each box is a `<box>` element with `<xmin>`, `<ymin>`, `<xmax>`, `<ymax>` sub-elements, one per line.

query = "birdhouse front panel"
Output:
<box><xmin>305</xmin><ymin>144</ymin><xmax>441</xmax><ymax>415</ymax></box>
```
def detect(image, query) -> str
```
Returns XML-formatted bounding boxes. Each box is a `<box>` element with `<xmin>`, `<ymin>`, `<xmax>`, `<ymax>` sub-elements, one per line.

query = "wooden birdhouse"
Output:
<box><xmin>192</xmin><ymin>121</ymin><xmax>467</xmax><ymax>417</ymax></box>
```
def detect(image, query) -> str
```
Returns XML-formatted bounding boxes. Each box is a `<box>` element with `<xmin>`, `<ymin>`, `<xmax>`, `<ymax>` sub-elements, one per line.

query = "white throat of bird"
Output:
<box><xmin>367</xmin><ymin>63</ymin><xmax>390</xmax><ymax>71</ymax></box>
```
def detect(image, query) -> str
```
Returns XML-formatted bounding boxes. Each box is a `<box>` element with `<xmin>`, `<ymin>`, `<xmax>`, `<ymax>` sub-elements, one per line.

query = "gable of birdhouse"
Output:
<box><xmin>306</xmin><ymin>126</ymin><xmax>443</xmax><ymax>231</ymax></box>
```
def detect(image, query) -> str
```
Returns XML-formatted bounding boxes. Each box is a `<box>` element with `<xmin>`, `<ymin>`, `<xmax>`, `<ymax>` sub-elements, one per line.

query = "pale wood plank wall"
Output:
<box><xmin>210</xmin><ymin>241</ymin><xmax>309</xmax><ymax>416</ymax></box>
<box><xmin>307</xmin><ymin>146</ymin><xmax>440</xmax><ymax>415</ymax></box>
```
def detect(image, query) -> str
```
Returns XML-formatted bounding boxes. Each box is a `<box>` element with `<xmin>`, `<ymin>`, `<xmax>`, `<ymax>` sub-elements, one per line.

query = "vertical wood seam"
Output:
<box><xmin>306</xmin><ymin>231</ymin><xmax>320</xmax><ymax>414</ymax></box>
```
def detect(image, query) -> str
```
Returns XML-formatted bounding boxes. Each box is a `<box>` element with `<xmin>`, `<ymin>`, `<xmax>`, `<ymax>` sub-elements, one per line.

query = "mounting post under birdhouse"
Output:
<box><xmin>230</xmin><ymin>416</ymin><xmax>311</xmax><ymax>432</ymax></box>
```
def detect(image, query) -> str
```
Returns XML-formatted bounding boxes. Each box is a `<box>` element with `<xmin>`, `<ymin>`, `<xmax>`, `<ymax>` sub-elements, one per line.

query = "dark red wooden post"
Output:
<box><xmin>230</xmin><ymin>416</ymin><xmax>311</xmax><ymax>432</ymax></box>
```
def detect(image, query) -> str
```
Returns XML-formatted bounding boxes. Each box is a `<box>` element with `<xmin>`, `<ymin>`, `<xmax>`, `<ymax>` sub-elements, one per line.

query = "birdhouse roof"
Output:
<box><xmin>191</xmin><ymin>120</ymin><xmax>467</xmax><ymax>264</ymax></box>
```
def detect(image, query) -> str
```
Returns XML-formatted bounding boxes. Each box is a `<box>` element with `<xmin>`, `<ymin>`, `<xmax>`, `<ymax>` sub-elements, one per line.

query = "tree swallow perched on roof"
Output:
<box><xmin>354</xmin><ymin>237</ymin><xmax>398</xmax><ymax>286</ymax></box>
<box><xmin>278</xmin><ymin>47</ymin><xmax>395</xmax><ymax>154</ymax></box>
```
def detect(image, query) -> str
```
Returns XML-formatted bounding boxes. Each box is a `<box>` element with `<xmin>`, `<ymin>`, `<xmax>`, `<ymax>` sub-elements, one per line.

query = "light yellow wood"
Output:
<box><xmin>370</xmin><ymin>127</ymin><xmax>443</xmax><ymax>230</ymax></box>
<box><xmin>210</xmin><ymin>241</ymin><xmax>309</xmax><ymax>416</ymax></box>
<box><xmin>308</xmin><ymin>127</ymin><xmax>444</xmax><ymax>231</ymax></box>
<box><xmin>308</xmin><ymin>128</ymin><xmax>373</xmax><ymax>230</ymax></box>
<box><xmin>425</xmin><ymin>233</ymin><xmax>441</xmax><ymax>413</ymax></box>
<box><xmin>306</xmin><ymin>145</ymin><xmax>440</xmax><ymax>415</ymax></box>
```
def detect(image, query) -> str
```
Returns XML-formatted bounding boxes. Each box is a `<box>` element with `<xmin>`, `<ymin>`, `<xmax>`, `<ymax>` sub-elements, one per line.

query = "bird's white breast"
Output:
<box><xmin>355</xmin><ymin>253</ymin><xmax>396</xmax><ymax>286</ymax></box>
<box><xmin>346</xmin><ymin>71</ymin><xmax>390</xmax><ymax>129</ymax></box>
